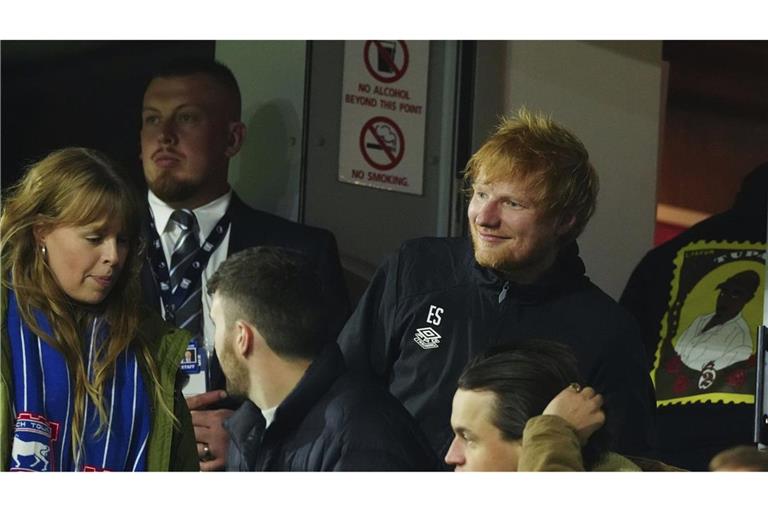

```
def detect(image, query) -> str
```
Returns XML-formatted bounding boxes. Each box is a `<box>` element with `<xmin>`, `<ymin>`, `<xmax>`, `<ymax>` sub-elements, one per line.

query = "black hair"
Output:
<box><xmin>457</xmin><ymin>339</ymin><xmax>610</xmax><ymax>469</ymax></box>
<box><xmin>207</xmin><ymin>246</ymin><xmax>327</xmax><ymax>360</ymax></box>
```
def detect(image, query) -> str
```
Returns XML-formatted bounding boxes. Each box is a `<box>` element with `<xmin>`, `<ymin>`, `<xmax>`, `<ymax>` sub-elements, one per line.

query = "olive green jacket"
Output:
<box><xmin>519</xmin><ymin>415</ymin><xmax>683</xmax><ymax>472</ymax></box>
<box><xmin>1</xmin><ymin>289</ymin><xmax>198</xmax><ymax>471</ymax></box>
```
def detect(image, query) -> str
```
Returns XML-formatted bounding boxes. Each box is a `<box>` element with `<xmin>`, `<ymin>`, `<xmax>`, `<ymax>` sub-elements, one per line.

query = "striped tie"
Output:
<box><xmin>169</xmin><ymin>209</ymin><xmax>202</xmax><ymax>335</ymax></box>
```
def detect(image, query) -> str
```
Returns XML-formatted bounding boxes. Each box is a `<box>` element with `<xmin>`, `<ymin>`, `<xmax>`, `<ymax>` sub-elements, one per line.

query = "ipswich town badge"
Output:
<box><xmin>10</xmin><ymin>412</ymin><xmax>59</xmax><ymax>472</ymax></box>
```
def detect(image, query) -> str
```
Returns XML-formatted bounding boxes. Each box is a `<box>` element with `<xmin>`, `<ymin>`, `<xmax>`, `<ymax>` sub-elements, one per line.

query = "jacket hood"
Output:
<box><xmin>270</xmin><ymin>342</ymin><xmax>346</xmax><ymax>430</ymax></box>
<box><xmin>471</xmin><ymin>241</ymin><xmax>589</xmax><ymax>303</ymax></box>
<box><xmin>732</xmin><ymin>161</ymin><xmax>768</xmax><ymax>218</ymax></box>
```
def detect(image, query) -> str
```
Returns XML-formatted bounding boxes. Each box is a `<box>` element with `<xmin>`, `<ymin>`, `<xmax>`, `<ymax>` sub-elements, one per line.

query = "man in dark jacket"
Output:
<box><xmin>338</xmin><ymin>108</ymin><xmax>656</xmax><ymax>461</ymax></box>
<box><xmin>620</xmin><ymin>162</ymin><xmax>767</xmax><ymax>470</ymax></box>
<box><xmin>138</xmin><ymin>58</ymin><xmax>350</xmax><ymax>470</ymax></box>
<box><xmin>208</xmin><ymin>247</ymin><xmax>439</xmax><ymax>471</ymax></box>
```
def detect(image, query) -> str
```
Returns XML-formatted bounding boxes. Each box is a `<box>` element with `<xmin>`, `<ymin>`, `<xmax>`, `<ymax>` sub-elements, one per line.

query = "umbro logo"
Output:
<box><xmin>413</xmin><ymin>326</ymin><xmax>442</xmax><ymax>350</ymax></box>
<box><xmin>413</xmin><ymin>304</ymin><xmax>446</xmax><ymax>350</ymax></box>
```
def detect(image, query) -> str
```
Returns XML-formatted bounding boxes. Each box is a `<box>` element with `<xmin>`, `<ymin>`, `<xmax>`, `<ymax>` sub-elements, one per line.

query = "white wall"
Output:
<box><xmin>478</xmin><ymin>41</ymin><xmax>663</xmax><ymax>299</ymax></box>
<box><xmin>216</xmin><ymin>41</ymin><xmax>307</xmax><ymax>221</ymax></box>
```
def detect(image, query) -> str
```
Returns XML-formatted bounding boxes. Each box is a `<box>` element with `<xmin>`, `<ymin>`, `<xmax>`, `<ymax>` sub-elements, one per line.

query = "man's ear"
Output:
<box><xmin>235</xmin><ymin>319</ymin><xmax>257</xmax><ymax>358</ymax></box>
<box><xmin>556</xmin><ymin>214</ymin><xmax>576</xmax><ymax>237</ymax></box>
<box><xmin>224</xmin><ymin>121</ymin><xmax>247</xmax><ymax>158</ymax></box>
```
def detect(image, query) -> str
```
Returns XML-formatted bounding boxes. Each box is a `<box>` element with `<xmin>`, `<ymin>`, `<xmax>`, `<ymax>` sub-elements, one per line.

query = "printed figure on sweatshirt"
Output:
<box><xmin>674</xmin><ymin>270</ymin><xmax>759</xmax><ymax>390</ymax></box>
<box><xmin>338</xmin><ymin>108</ymin><xmax>656</xmax><ymax>460</ymax></box>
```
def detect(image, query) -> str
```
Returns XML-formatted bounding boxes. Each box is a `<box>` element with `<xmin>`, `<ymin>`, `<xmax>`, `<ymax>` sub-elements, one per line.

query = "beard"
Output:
<box><xmin>217</xmin><ymin>338</ymin><xmax>249</xmax><ymax>398</ymax></box>
<box><xmin>147</xmin><ymin>172</ymin><xmax>199</xmax><ymax>204</ymax></box>
<box><xmin>470</xmin><ymin>228</ymin><xmax>522</xmax><ymax>272</ymax></box>
<box><xmin>470</xmin><ymin>227</ymin><xmax>557</xmax><ymax>282</ymax></box>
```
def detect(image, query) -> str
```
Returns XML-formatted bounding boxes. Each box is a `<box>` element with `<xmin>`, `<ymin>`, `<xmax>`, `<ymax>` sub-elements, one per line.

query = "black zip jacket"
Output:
<box><xmin>338</xmin><ymin>237</ymin><xmax>656</xmax><ymax>459</ymax></box>
<box><xmin>224</xmin><ymin>342</ymin><xmax>440</xmax><ymax>471</ymax></box>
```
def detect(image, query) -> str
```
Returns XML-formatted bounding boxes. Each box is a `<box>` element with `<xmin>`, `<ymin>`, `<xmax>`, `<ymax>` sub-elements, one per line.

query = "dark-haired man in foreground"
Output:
<box><xmin>208</xmin><ymin>247</ymin><xmax>438</xmax><ymax>471</ymax></box>
<box><xmin>445</xmin><ymin>341</ymin><xmax>677</xmax><ymax>471</ymax></box>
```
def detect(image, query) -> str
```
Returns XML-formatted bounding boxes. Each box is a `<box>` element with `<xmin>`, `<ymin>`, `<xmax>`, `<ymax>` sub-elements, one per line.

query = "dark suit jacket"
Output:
<box><xmin>140</xmin><ymin>192</ymin><xmax>352</xmax><ymax>390</ymax></box>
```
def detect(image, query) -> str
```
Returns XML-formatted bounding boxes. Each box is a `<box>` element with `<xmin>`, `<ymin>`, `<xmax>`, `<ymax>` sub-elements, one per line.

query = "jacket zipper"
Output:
<box><xmin>498</xmin><ymin>281</ymin><xmax>510</xmax><ymax>304</ymax></box>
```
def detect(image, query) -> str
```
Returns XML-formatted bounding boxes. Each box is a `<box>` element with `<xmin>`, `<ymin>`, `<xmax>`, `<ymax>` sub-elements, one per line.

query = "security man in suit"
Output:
<box><xmin>139</xmin><ymin>58</ymin><xmax>350</xmax><ymax>470</ymax></box>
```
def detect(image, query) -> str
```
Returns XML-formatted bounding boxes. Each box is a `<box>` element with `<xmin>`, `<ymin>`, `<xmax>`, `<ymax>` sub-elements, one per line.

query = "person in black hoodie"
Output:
<box><xmin>207</xmin><ymin>247</ymin><xmax>439</xmax><ymax>471</ymax></box>
<box><xmin>338</xmin><ymin>108</ymin><xmax>656</xmax><ymax>462</ymax></box>
<box><xmin>620</xmin><ymin>162</ymin><xmax>767</xmax><ymax>470</ymax></box>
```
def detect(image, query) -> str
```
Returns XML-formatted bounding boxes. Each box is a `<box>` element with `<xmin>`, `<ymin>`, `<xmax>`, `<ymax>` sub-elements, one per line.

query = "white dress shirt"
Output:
<box><xmin>147</xmin><ymin>189</ymin><xmax>232</xmax><ymax>355</ymax></box>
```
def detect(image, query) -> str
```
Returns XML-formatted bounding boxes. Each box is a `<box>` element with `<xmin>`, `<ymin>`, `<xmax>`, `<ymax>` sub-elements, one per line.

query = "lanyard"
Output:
<box><xmin>146</xmin><ymin>207</ymin><xmax>231</xmax><ymax>323</ymax></box>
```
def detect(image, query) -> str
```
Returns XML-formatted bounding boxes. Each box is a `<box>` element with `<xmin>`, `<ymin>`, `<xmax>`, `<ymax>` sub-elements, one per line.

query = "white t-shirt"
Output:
<box><xmin>261</xmin><ymin>405</ymin><xmax>277</xmax><ymax>429</ymax></box>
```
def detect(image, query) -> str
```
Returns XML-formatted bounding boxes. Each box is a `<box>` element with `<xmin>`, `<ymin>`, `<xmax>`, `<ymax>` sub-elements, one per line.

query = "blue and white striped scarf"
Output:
<box><xmin>6</xmin><ymin>289</ymin><xmax>152</xmax><ymax>471</ymax></box>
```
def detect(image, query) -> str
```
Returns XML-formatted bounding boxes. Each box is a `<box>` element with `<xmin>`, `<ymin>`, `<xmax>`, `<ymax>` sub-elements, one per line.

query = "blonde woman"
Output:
<box><xmin>1</xmin><ymin>147</ymin><xmax>197</xmax><ymax>471</ymax></box>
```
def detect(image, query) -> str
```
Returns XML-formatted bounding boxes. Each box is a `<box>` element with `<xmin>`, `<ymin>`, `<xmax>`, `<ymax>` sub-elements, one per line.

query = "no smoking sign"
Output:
<box><xmin>359</xmin><ymin>117</ymin><xmax>405</xmax><ymax>171</ymax></box>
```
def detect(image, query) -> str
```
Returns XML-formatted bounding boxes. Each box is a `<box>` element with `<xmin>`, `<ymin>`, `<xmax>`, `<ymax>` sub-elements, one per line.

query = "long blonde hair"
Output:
<box><xmin>1</xmin><ymin>147</ymin><xmax>175</xmax><ymax>456</ymax></box>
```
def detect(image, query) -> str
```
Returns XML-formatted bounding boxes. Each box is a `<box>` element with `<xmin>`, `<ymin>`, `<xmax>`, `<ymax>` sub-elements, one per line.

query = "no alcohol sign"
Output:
<box><xmin>338</xmin><ymin>41</ymin><xmax>429</xmax><ymax>195</ymax></box>
<box><xmin>363</xmin><ymin>40</ymin><xmax>409</xmax><ymax>83</ymax></box>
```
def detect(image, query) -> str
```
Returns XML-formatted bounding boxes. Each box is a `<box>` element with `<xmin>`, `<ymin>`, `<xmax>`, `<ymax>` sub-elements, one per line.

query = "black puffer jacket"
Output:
<box><xmin>224</xmin><ymin>342</ymin><xmax>439</xmax><ymax>471</ymax></box>
<box><xmin>338</xmin><ymin>237</ymin><xmax>656</xmax><ymax>459</ymax></box>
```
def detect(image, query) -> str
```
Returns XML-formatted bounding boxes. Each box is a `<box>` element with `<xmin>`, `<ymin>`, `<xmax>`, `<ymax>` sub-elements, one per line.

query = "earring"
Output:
<box><xmin>41</xmin><ymin>245</ymin><xmax>48</xmax><ymax>260</ymax></box>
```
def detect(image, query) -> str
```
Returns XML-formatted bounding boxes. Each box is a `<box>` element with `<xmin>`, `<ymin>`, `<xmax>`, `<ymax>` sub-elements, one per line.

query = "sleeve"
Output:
<box><xmin>329</xmin><ymin>416</ymin><xmax>439</xmax><ymax>471</ymax></box>
<box><xmin>1</xmin><ymin>294</ymin><xmax>13</xmax><ymax>471</ymax></box>
<box><xmin>170</xmin><ymin>371</ymin><xmax>200</xmax><ymax>471</ymax></box>
<box><xmin>595</xmin><ymin>312</ymin><xmax>657</xmax><ymax>458</ymax></box>
<box><xmin>331</xmin><ymin>448</ymin><xmax>420</xmax><ymax>471</ymax></box>
<box><xmin>336</xmin><ymin>253</ymin><xmax>400</xmax><ymax>383</ymax></box>
<box><xmin>619</xmin><ymin>253</ymin><xmax>668</xmax><ymax>371</ymax></box>
<box><xmin>1</xmin><ymin>348</ymin><xmax>12</xmax><ymax>472</ymax></box>
<box><xmin>518</xmin><ymin>415</ymin><xmax>585</xmax><ymax>471</ymax></box>
<box><xmin>674</xmin><ymin>316</ymin><xmax>702</xmax><ymax>362</ymax></box>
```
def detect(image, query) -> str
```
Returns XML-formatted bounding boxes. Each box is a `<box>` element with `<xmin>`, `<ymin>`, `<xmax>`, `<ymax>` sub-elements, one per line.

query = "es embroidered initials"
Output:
<box><xmin>413</xmin><ymin>305</ymin><xmax>445</xmax><ymax>350</ymax></box>
<box><xmin>427</xmin><ymin>305</ymin><xmax>443</xmax><ymax>326</ymax></box>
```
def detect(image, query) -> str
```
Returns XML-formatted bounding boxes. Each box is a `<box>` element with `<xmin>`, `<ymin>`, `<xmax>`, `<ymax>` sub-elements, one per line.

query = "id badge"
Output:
<box><xmin>180</xmin><ymin>338</ymin><xmax>209</xmax><ymax>396</ymax></box>
<box><xmin>180</xmin><ymin>338</ymin><xmax>204</xmax><ymax>374</ymax></box>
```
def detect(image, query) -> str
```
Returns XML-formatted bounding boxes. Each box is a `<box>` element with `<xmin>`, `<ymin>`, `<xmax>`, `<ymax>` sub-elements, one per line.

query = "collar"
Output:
<box><xmin>225</xmin><ymin>399</ymin><xmax>266</xmax><ymax>468</ymax></box>
<box><xmin>702</xmin><ymin>312</ymin><xmax>745</xmax><ymax>329</ymax></box>
<box><xmin>147</xmin><ymin>189</ymin><xmax>232</xmax><ymax>239</ymax></box>
<box><xmin>223</xmin><ymin>343</ymin><xmax>345</xmax><ymax>464</ymax></box>
<box><xmin>269</xmin><ymin>342</ymin><xmax>346</xmax><ymax>433</ymax></box>
<box><xmin>226</xmin><ymin>399</ymin><xmax>265</xmax><ymax>442</ymax></box>
<box><xmin>470</xmin><ymin>240</ymin><xmax>588</xmax><ymax>303</ymax></box>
